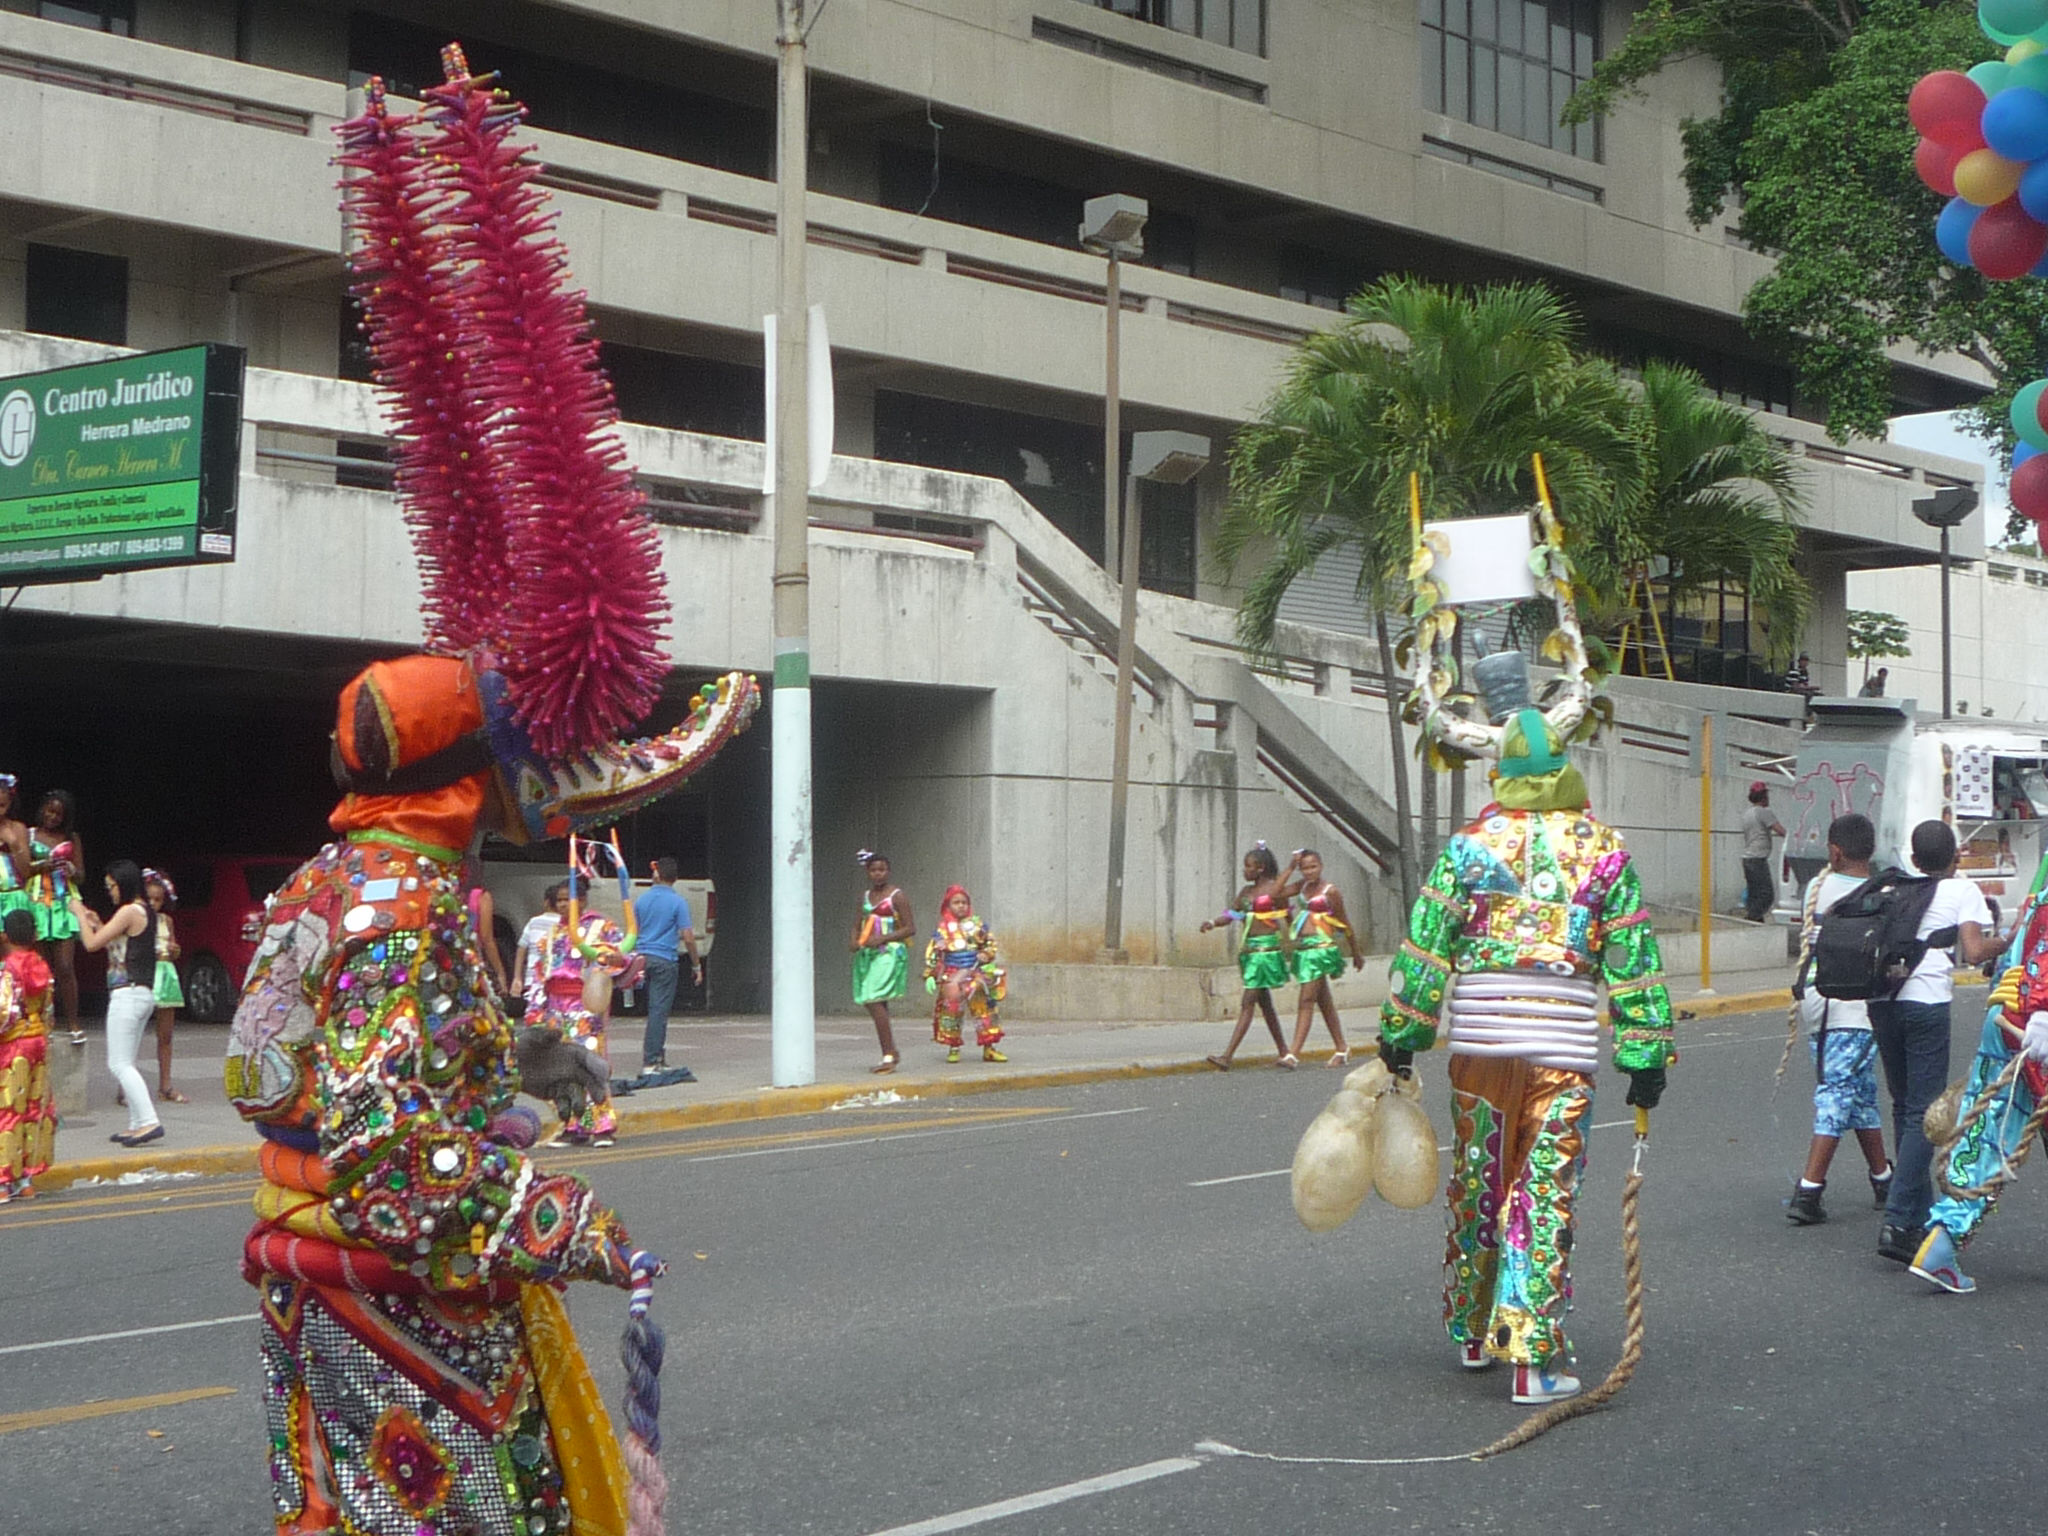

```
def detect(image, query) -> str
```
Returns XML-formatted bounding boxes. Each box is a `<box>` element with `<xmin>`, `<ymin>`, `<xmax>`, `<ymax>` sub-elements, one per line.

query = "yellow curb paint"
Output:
<box><xmin>0</xmin><ymin>1385</ymin><xmax>236</xmax><ymax>1435</ymax></box>
<box><xmin>34</xmin><ymin>1145</ymin><xmax>255</xmax><ymax>1194</ymax></box>
<box><xmin>1678</xmin><ymin>989</ymin><xmax>1790</xmax><ymax>1020</ymax></box>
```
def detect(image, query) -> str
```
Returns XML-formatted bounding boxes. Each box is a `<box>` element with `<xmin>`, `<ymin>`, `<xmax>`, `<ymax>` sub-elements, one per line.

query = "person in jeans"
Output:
<box><xmin>1869</xmin><ymin>821</ymin><xmax>2005</xmax><ymax>1263</ymax></box>
<box><xmin>1785</xmin><ymin>813</ymin><xmax>1892</xmax><ymax>1225</ymax></box>
<box><xmin>1740</xmin><ymin>782</ymin><xmax>1786</xmax><ymax>922</ymax></box>
<box><xmin>68</xmin><ymin>859</ymin><xmax>163</xmax><ymax>1146</ymax></box>
<box><xmin>633</xmin><ymin>855</ymin><xmax>702</xmax><ymax>1074</ymax></box>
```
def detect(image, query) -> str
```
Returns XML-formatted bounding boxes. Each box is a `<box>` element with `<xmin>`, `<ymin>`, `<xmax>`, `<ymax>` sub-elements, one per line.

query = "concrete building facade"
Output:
<box><xmin>0</xmin><ymin>0</ymin><xmax>1987</xmax><ymax>1007</ymax></box>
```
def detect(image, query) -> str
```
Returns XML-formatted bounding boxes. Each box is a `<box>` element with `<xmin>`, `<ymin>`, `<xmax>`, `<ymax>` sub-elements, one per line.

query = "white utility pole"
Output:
<box><xmin>771</xmin><ymin>0</ymin><xmax>816</xmax><ymax>1087</ymax></box>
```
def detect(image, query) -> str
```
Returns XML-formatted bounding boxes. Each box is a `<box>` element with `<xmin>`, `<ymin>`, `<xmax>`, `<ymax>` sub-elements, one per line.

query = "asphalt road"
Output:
<box><xmin>2</xmin><ymin>999</ymin><xmax>2040</xmax><ymax>1536</ymax></box>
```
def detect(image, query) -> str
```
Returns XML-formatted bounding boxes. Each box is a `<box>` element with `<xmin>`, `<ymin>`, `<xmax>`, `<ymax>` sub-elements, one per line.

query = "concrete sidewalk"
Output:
<box><xmin>34</xmin><ymin>965</ymin><xmax>1798</xmax><ymax>1192</ymax></box>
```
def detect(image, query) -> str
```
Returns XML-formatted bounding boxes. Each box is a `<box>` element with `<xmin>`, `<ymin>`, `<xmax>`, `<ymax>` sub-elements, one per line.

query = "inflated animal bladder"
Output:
<box><xmin>1291</xmin><ymin>1082</ymin><xmax>1380</xmax><ymax>1232</ymax></box>
<box><xmin>1371</xmin><ymin>1071</ymin><xmax>1440</xmax><ymax>1209</ymax></box>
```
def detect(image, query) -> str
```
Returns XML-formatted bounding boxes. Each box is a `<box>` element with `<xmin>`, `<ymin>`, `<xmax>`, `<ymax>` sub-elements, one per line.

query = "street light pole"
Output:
<box><xmin>1912</xmin><ymin>485</ymin><xmax>1977</xmax><ymax>725</ymax></box>
<box><xmin>1940</xmin><ymin>522</ymin><xmax>1953</xmax><ymax>720</ymax></box>
<box><xmin>771</xmin><ymin>0</ymin><xmax>815</xmax><ymax>1086</ymax></box>
<box><xmin>1103</xmin><ymin>252</ymin><xmax>1121</xmax><ymax>578</ymax></box>
<box><xmin>1101</xmin><ymin>431</ymin><xmax>1210</xmax><ymax>962</ymax></box>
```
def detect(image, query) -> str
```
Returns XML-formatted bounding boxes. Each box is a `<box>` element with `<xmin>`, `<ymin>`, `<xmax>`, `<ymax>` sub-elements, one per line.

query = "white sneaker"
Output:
<box><xmin>1510</xmin><ymin>1361</ymin><xmax>1581</xmax><ymax>1404</ymax></box>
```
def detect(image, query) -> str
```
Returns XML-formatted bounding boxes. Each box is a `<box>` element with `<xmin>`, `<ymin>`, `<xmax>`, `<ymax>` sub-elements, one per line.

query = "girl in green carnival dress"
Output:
<box><xmin>851</xmin><ymin>850</ymin><xmax>913</xmax><ymax>1074</ymax></box>
<box><xmin>1202</xmin><ymin>842</ymin><xmax>1294</xmax><ymax>1070</ymax></box>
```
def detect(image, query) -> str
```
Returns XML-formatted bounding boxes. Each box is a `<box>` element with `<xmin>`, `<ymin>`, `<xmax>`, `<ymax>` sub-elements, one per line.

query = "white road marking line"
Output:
<box><xmin>681</xmin><ymin>1105</ymin><xmax>1149</xmax><ymax>1168</ymax></box>
<box><xmin>1189</xmin><ymin>1117</ymin><xmax>1644</xmax><ymax>1188</ymax></box>
<box><xmin>0</xmin><ymin>1314</ymin><xmax>256</xmax><ymax>1357</ymax></box>
<box><xmin>860</xmin><ymin>1455</ymin><xmax>1204</xmax><ymax>1536</ymax></box>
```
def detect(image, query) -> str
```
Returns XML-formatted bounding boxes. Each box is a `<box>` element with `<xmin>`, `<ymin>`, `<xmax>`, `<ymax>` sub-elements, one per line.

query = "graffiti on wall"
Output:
<box><xmin>1784</xmin><ymin>757</ymin><xmax>1887</xmax><ymax>860</ymax></box>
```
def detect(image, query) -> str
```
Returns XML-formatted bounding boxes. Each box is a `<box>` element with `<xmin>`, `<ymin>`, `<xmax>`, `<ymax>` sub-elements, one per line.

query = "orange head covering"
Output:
<box><xmin>328</xmin><ymin>655</ymin><xmax>490</xmax><ymax>856</ymax></box>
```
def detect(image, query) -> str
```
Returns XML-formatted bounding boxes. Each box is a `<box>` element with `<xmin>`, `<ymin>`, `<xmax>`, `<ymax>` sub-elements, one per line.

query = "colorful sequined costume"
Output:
<box><xmin>1918</xmin><ymin>865</ymin><xmax>2048</xmax><ymax>1283</ymax></box>
<box><xmin>527</xmin><ymin>912</ymin><xmax>627</xmax><ymax>1139</ymax></box>
<box><xmin>1290</xmin><ymin>886</ymin><xmax>1349</xmax><ymax>984</ymax></box>
<box><xmin>225</xmin><ymin>48</ymin><xmax>762</xmax><ymax>1536</ymax></box>
<box><xmin>1237</xmin><ymin>896</ymin><xmax>1289</xmax><ymax>990</ymax></box>
<box><xmin>1380</xmin><ymin>710</ymin><xmax>1673</xmax><ymax>1373</ymax></box>
<box><xmin>0</xmin><ymin>945</ymin><xmax>54</xmax><ymax>1199</ymax></box>
<box><xmin>926</xmin><ymin>892</ymin><xmax>1005</xmax><ymax>1050</ymax></box>
<box><xmin>851</xmin><ymin>889</ymin><xmax>909</xmax><ymax>1005</ymax></box>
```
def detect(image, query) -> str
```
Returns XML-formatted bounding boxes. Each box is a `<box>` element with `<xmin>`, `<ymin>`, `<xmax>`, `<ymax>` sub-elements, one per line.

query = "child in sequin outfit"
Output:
<box><xmin>925</xmin><ymin>885</ymin><xmax>1007</xmax><ymax>1063</ymax></box>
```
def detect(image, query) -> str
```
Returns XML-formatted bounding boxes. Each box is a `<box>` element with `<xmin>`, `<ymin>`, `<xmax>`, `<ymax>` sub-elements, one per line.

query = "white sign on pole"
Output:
<box><xmin>761</xmin><ymin>305</ymin><xmax>835</xmax><ymax>495</ymax></box>
<box><xmin>1421</xmin><ymin>511</ymin><xmax>1538</xmax><ymax>606</ymax></box>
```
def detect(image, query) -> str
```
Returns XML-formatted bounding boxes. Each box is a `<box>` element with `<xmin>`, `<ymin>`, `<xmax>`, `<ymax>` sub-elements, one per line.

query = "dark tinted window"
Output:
<box><xmin>1421</xmin><ymin>0</ymin><xmax>1599</xmax><ymax>160</ymax></box>
<box><xmin>167</xmin><ymin>864</ymin><xmax>215</xmax><ymax>910</ymax></box>
<box><xmin>243</xmin><ymin>862</ymin><xmax>299</xmax><ymax>904</ymax></box>
<box><xmin>26</xmin><ymin>244</ymin><xmax>128</xmax><ymax>345</ymax></box>
<box><xmin>39</xmin><ymin>1</ymin><xmax>132</xmax><ymax>33</ymax></box>
<box><xmin>601</xmin><ymin>344</ymin><xmax>764</xmax><ymax>441</ymax></box>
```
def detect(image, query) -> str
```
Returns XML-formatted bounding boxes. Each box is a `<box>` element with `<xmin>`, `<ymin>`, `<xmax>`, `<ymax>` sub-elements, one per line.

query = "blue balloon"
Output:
<box><xmin>2016</xmin><ymin>442</ymin><xmax>2041</xmax><ymax>467</ymax></box>
<box><xmin>1985</xmin><ymin>87</ymin><xmax>2048</xmax><ymax>159</ymax></box>
<box><xmin>2021</xmin><ymin>158</ymin><xmax>2048</xmax><ymax>222</ymax></box>
<box><xmin>1937</xmin><ymin>196</ymin><xmax>1984</xmax><ymax>265</ymax></box>
<box><xmin>2031</xmin><ymin>247</ymin><xmax>2048</xmax><ymax>276</ymax></box>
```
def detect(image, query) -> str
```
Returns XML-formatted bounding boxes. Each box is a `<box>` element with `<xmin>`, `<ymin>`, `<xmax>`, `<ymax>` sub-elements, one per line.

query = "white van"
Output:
<box><xmin>1779</xmin><ymin>697</ymin><xmax>2048</xmax><ymax>926</ymax></box>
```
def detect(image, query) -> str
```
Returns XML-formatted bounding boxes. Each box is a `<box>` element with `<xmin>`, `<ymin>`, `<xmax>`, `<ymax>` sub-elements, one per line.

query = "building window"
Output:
<box><xmin>38</xmin><ymin>1</ymin><xmax>133</xmax><ymax>33</ymax></box>
<box><xmin>1084</xmin><ymin>0</ymin><xmax>1265</xmax><ymax>58</ymax></box>
<box><xmin>600</xmin><ymin>343</ymin><xmax>765</xmax><ymax>442</ymax></box>
<box><xmin>1420</xmin><ymin>0</ymin><xmax>1598</xmax><ymax>161</ymax></box>
<box><xmin>1279</xmin><ymin>244</ymin><xmax>1375</xmax><ymax>310</ymax></box>
<box><xmin>25</xmin><ymin>244</ymin><xmax>127</xmax><ymax>345</ymax></box>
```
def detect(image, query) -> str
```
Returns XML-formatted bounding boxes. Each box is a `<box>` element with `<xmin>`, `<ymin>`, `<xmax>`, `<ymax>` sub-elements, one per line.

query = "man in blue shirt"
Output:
<box><xmin>634</xmin><ymin>855</ymin><xmax>703</xmax><ymax>1073</ymax></box>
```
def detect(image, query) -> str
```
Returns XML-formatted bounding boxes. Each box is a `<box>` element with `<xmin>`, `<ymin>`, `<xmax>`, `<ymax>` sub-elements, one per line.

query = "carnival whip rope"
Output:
<box><xmin>621</xmin><ymin>1251</ymin><xmax>670</xmax><ymax>1536</ymax></box>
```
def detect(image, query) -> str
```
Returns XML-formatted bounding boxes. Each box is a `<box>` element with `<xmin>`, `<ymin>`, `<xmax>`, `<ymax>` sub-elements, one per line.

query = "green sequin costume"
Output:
<box><xmin>1378</xmin><ymin>712</ymin><xmax>1673</xmax><ymax>1370</ymax></box>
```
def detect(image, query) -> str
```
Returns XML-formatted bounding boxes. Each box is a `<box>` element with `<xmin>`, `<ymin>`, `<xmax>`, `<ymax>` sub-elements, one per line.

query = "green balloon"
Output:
<box><xmin>1973</xmin><ymin>59</ymin><xmax>2017</xmax><ymax>96</ymax></box>
<box><xmin>2012</xmin><ymin>53</ymin><xmax>2048</xmax><ymax>94</ymax></box>
<box><xmin>2012</xmin><ymin>379</ymin><xmax>2048</xmax><ymax>453</ymax></box>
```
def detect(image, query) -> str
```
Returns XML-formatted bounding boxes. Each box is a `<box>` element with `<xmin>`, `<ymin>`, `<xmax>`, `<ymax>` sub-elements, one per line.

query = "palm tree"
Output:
<box><xmin>1579</xmin><ymin>361</ymin><xmax>1810</xmax><ymax>675</ymax></box>
<box><xmin>1217</xmin><ymin>277</ymin><xmax>1642</xmax><ymax>896</ymax></box>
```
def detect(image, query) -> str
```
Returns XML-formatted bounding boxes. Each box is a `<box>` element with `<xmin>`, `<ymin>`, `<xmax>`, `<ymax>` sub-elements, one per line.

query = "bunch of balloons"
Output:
<box><xmin>1908</xmin><ymin>1</ymin><xmax>2048</xmax><ymax>280</ymax></box>
<box><xmin>2008</xmin><ymin>380</ymin><xmax>2048</xmax><ymax>520</ymax></box>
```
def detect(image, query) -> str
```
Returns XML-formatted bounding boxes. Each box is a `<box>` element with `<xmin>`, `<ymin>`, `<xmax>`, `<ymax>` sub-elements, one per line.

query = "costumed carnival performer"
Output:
<box><xmin>526</xmin><ymin>860</ymin><xmax>630</xmax><ymax>1147</ymax></box>
<box><xmin>1286</xmin><ymin>849</ymin><xmax>1364</xmax><ymax>1068</ymax></box>
<box><xmin>925</xmin><ymin>886</ymin><xmax>1007</xmax><ymax>1063</ymax></box>
<box><xmin>225</xmin><ymin>46</ymin><xmax>760</xmax><ymax>1536</ymax></box>
<box><xmin>1201</xmin><ymin>845</ymin><xmax>1293</xmax><ymax>1069</ymax></box>
<box><xmin>0</xmin><ymin>907</ymin><xmax>55</xmax><ymax>1203</ymax></box>
<box><xmin>1375</xmin><ymin>476</ymin><xmax>1673</xmax><ymax>1406</ymax></box>
<box><xmin>850</xmin><ymin>851</ymin><xmax>913</xmax><ymax>1075</ymax></box>
<box><xmin>1911</xmin><ymin>856</ymin><xmax>2048</xmax><ymax>1294</ymax></box>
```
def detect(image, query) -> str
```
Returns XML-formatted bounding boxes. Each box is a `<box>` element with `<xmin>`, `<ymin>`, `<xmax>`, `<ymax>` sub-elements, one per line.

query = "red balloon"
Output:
<box><xmin>1969</xmin><ymin>197</ymin><xmax>2048</xmax><ymax>279</ymax></box>
<box><xmin>1910</xmin><ymin>70</ymin><xmax>1990</xmax><ymax>148</ymax></box>
<box><xmin>2013</xmin><ymin>453</ymin><xmax>2048</xmax><ymax>522</ymax></box>
<box><xmin>1916</xmin><ymin>137</ymin><xmax>1967</xmax><ymax>197</ymax></box>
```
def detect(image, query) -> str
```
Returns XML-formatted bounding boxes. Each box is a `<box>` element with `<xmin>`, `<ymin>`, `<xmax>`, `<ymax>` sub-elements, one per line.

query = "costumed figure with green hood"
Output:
<box><xmin>1374</xmin><ymin>476</ymin><xmax>1675</xmax><ymax>1407</ymax></box>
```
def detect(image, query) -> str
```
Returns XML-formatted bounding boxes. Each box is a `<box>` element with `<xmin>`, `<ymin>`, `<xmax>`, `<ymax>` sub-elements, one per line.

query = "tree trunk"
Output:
<box><xmin>1447</xmin><ymin>622</ymin><xmax>1467</xmax><ymax>836</ymax></box>
<box><xmin>1374</xmin><ymin>610</ymin><xmax>1420</xmax><ymax>911</ymax></box>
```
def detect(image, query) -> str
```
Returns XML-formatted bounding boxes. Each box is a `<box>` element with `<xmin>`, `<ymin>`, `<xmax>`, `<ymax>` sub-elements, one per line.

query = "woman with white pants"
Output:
<box><xmin>70</xmin><ymin>859</ymin><xmax>162</xmax><ymax>1146</ymax></box>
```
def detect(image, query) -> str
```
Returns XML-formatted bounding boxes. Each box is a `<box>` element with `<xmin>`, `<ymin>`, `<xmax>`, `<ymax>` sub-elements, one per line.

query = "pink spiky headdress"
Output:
<box><xmin>337</xmin><ymin>45</ymin><xmax>668</xmax><ymax>759</ymax></box>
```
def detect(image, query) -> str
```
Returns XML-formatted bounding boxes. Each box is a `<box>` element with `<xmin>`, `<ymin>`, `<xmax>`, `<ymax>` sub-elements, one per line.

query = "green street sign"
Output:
<box><xmin>0</xmin><ymin>343</ymin><xmax>244</xmax><ymax>585</ymax></box>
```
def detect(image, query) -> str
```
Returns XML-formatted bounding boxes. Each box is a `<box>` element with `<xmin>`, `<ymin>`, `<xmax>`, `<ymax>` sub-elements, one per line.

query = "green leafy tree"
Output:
<box><xmin>1576</xmin><ymin>360</ymin><xmax>1812</xmax><ymax>663</ymax></box>
<box><xmin>1846</xmin><ymin>607</ymin><xmax>1913</xmax><ymax>677</ymax></box>
<box><xmin>1216</xmin><ymin>277</ymin><xmax>1644</xmax><ymax>896</ymax></box>
<box><xmin>1565</xmin><ymin>0</ymin><xmax>2045</xmax><ymax>446</ymax></box>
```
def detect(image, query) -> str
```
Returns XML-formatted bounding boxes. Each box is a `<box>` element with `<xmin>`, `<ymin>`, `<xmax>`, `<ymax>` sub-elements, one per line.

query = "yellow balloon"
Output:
<box><xmin>1955</xmin><ymin>148</ymin><xmax>2025</xmax><ymax>206</ymax></box>
<box><xmin>2010</xmin><ymin>38</ymin><xmax>2043</xmax><ymax>63</ymax></box>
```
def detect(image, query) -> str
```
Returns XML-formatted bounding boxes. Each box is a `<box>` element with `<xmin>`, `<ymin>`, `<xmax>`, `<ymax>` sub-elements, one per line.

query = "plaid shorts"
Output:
<box><xmin>1811</xmin><ymin>1029</ymin><xmax>1882</xmax><ymax>1138</ymax></box>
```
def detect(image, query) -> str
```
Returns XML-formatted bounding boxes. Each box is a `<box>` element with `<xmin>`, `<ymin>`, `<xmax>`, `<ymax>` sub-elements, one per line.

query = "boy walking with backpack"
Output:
<box><xmin>1786</xmin><ymin>814</ymin><xmax>1893</xmax><ymax>1225</ymax></box>
<box><xmin>1865</xmin><ymin>822</ymin><xmax>2004</xmax><ymax>1263</ymax></box>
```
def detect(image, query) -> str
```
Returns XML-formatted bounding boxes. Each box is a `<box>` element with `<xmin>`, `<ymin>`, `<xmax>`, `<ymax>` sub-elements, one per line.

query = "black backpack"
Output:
<box><xmin>1809</xmin><ymin>869</ymin><xmax>1958</xmax><ymax>1002</ymax></box>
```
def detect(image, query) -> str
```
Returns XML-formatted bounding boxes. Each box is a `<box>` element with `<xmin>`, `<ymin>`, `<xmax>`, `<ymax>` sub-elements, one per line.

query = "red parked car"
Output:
<box><xmin>160</xmin><ymin>855</ymin><xmax>303</xmax><ymax>1022</ymax></box>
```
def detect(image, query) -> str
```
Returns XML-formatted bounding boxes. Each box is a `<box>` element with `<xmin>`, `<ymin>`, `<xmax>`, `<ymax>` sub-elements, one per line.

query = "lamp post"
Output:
<box><xmin>1080</xmin><ymin>194</ymin><xmax>1148</xmax><ymax>579</ymax></box>
<box><xmin>1912</xmin><ymin>484</ymin><xmax>1978</xmax><ymax>721</ymax></box>
<box><xmin>1100</xmin><ymin>429</ymin><xmax>1211</xmax><ymax>962</ymax></box>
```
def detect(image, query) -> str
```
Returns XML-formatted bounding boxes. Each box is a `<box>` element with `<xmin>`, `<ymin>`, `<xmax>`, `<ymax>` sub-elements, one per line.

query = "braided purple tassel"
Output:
<box><xmin>621</xmin><ymin>1250</ymin><xmax>669</xmax><ymax>1536</ymax></box>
